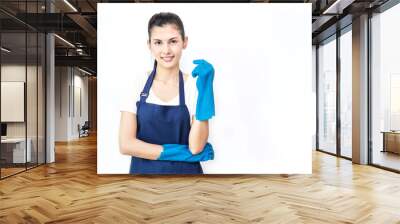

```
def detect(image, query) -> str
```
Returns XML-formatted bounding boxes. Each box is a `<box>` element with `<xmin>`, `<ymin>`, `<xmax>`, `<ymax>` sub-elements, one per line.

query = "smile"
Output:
<box><xmin>161</xmin><ymin>56</ymin><xmax>174</xmax><ymax>62</ymax></box>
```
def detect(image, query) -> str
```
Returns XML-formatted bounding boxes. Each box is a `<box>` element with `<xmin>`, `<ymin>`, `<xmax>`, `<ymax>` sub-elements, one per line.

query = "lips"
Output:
<box><xmin>161</xmin><ymin>56</ymin><xmax>174</xmax><ymax>63</ymax></box>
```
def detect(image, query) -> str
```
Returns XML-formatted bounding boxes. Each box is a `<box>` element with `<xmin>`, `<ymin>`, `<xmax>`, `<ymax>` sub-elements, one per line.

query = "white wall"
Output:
<box><xmin>55</xmin><ymin>67</ymin><xmax>89</xmax><ymax>141</ymax></box>
<box><xmin>55</xmin><ymin>66</ymin><xmax>69</xmax><ymax>141</ymax></box>
<box><xmin>72</xmin><ymin>71</ymin><xmax>89</xmax><ymax>138</ymax></box>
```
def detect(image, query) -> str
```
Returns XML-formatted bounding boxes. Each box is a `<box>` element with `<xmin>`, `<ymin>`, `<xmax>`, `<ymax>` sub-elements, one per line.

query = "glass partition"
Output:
<box><xmin>371</xmin><ymin>3</ymin><xmax>400</xmax><ymax>171</ymax></box>
<box><xmin>1</xmin><ymin>31</ymin><xmax>28</xmax><ymax>177</ymax></box>
<box><xmin>0</xmin><ymin>1</ymin><xmax>46</xmax><ymax>179</ymax></box>
<box><xmin>27</xmin><ymin>31</ymin><xmax>38</xmax><ymax>169</ymax></box>
<box><xmin>339</xmin><ymin>28</ymin><xmax>352</xmax><ymax>158</ymax></box>
<box><xmin>317</xmin><ymin>36</ymin><xmax>337</xmax><ymax>155</ymax></box>
<box><xmin>38</xmin><ymin>32</ymin><xmax>45</xmax><ymax>165</ymax></box>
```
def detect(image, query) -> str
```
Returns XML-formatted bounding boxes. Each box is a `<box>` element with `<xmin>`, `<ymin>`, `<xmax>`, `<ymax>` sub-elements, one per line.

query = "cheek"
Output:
<box><xmin>171</xmin><ymin>46</ymin><xmax>183</xmax><ymax>56</ymax></box>
<box><xmin>150</xmin><ymin>47</ymin><xmax>161</xmax><ymax>57</ymax></box>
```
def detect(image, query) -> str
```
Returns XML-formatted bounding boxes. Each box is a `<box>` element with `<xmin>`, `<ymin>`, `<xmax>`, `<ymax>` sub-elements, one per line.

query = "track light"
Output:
<box><xmin>322</xmin><ymin>0</ymin><xmax>355</xmax><ymax>15</ymax></box>
<box><xmin>1</xmin><ymin>47</ymin><xmax>11</xmax><ymax>53</ymax></box>
<box><xmin>63</xmin><ymin>0</ymin><xmax>78</xmax><ymax>12</ymax></box>
<box><xmin>78</xmin><ymin>67</ymin><xmax>93</xmax><ymax>76</ymax></box>
<box><xmin>54</xmin><ymin>34</ymin><xmax>75</xmax><ymax>48</ymax></box>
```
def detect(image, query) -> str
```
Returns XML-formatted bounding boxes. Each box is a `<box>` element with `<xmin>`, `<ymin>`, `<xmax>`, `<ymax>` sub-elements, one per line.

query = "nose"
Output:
<box><xmin>161</xmin><ymin>43</ymin><xmax>171</xmax><ymax>54</ymax></box>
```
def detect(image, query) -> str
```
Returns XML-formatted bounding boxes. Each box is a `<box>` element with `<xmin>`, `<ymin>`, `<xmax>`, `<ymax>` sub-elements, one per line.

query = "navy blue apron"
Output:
<box><xmin>129</xmin><ymin>65</ymin><xmax>203</xmax><ymax>174</ymax></box>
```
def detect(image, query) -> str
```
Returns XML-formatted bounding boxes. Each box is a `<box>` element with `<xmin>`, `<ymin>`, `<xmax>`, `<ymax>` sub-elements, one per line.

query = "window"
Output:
<box><xmin>318</xmin><ymin>36</ymin><xmax>337</xmax><ymax>155</ymax></box>
<box><xmin>370</xmin><ymin>2</ymin><xmax>400</xmax><ymax>171</ymax></box>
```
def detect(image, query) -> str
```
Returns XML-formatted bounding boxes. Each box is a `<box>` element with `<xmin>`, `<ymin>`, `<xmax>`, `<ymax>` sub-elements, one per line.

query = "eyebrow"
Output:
<box><xmin>152</xmin><ymin>36</ymin><xmax>179</xmax><ymax>41</ymax></box>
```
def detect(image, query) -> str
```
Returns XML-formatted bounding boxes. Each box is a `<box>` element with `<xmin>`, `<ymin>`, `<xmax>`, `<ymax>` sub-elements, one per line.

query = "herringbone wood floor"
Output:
<box><xmin>1</xmin><ymin>134</ymin><xmax>400</xmax><ymax>224</ymax></box>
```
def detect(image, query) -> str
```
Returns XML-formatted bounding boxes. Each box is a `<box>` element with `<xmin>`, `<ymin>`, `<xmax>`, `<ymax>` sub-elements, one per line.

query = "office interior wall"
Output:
<box><xmin>55</xmin><ymin>66</ymin><xmax>69</xmax><ymax>141</ymax></box>
<box><xmin>55</xmin><ymin>67</ymin><xmax>89</xmax><ymax>141</ymax></box>
<box><xmin>73</xmin><ymin>69</ymin><xmax>89</xmax><ymax>138</ymax></box>
<box><xmin>1</xmin><ymin>65</ymin><xmax>39</xmax><ymax>138</ymax></box>
<box><xmin>88</xmin><ymin>77</ymin><xmax>97</xmax><ymax>132</ymax></box>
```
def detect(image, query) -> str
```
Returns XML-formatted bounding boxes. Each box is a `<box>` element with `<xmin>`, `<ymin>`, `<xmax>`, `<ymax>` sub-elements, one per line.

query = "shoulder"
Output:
<box><xmin>136</xmin><ymin>71</ymin><xmax>151</xmax><ymax>84</ymax></box>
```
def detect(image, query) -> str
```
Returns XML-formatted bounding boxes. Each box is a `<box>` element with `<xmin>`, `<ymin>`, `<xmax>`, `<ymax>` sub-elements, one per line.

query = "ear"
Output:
<box><xmin>147</xmin><ymin>40</ymin><xmax>151</xmax><ymax>50</ymax></box>
<box><xmin>183</xmin><ymin>36</ymin><xmax>188</xmax><ymax>49</ymax></box>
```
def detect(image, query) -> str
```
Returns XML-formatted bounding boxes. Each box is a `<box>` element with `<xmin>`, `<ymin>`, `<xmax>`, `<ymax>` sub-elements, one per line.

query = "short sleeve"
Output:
<box><xmin>119</xmin><ymin>72</ymin><xmax>148</xmax><ymax>114</ymax></box>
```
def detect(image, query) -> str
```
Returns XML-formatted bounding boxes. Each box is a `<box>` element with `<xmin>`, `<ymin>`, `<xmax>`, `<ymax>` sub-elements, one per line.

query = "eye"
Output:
<box><xmin>170</xmin><ymin>39</ymin><xmax>178</xmax><ymax>44</ymax></box>
<box><xmin>154</xmin><ymin>41</ymin><xmax>161</xmax><ymax>45</ymax></box>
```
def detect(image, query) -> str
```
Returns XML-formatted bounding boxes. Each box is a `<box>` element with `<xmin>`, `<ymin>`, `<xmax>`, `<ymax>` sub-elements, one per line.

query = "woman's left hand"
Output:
<box><xmin>192</xmin><ymin>59</ymin><xmax>215</xmax><ymax>121</ymax></box>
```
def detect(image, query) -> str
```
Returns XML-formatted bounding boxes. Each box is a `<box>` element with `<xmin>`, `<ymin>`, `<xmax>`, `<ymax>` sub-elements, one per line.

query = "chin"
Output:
<box><xmin>159</xmin><ymin>61</ymin><xmax>179</xmax><ymax>69</ymax></box>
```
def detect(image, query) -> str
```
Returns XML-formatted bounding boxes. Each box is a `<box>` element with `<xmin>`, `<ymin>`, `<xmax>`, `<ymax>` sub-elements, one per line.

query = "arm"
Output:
<box><xmin>189</xmin><ymin>59</ymin><xmax>215</xmax><ymax>155</ymax></box>
<box><xmin>120</xmin><ymin>111</ymin><xmax>213</xmax><ymax>162</ymax></box>
<box><xmin>188</xmin><ymin>117</ymin><xmax>209</xmax><ymax>155</ymax></box>
<box><xmin>119</xmin><ymin>111</ymin><xmax>162</xmax><ymax>160</ymax></box>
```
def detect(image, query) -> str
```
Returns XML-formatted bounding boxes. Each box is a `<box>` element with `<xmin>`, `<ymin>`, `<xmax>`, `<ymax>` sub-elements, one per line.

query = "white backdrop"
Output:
<box><xmin>98</xmin><ymin>3</ymin><xmax>312</xmax><ymax>174</ymax></box>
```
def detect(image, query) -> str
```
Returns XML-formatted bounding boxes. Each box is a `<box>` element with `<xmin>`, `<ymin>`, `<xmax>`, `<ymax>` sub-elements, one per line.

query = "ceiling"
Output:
<box><xmin>0</xmin><ymin>0</ymin><xmax>394</xmax><ymax>75</ymax></box>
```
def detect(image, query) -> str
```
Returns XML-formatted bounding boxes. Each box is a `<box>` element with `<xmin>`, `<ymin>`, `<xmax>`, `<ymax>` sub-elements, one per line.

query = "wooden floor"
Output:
<box><xmin>1</xmin><ymin>134</ymin><xmax>400</xmax><ymax>223</ymax></box>
<box><xmin>373</xmin><ymin>150</ymin><xmax>400</xmax><ymax>171</ymax></box>
<box><xmin>1</xmin><ymin>167</ymin><xmax>26</xmax><ymax>177</ymax></box>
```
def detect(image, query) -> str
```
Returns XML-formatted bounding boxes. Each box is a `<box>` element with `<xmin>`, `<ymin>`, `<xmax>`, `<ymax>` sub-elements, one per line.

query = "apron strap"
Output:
<box><xmin>178</xmin><ymin>70</ymin><xmax>185</xmax><ymax>106</ymax></box>
<box><xmin>139</xmin><ymin>66</ymin><xmax>156</xmax><ymax>103</ymax></box>
<box><xmin>139</xmin><ymin>63</ymin><xmax>186</xmax><ymax>106</ymax></box>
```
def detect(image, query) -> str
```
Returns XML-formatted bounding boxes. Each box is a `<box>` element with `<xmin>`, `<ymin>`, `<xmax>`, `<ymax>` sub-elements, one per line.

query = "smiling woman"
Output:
<box><xmin>118</xmin><ymin>12</ymin><xmax>216</xmax><ymax>175</ymax></box>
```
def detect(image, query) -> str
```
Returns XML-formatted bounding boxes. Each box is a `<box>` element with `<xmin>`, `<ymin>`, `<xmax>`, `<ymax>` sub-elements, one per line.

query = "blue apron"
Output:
<box><xmin>129</xmin><ymin>65</ymin><xmax>203</xmax><ymax>174</ymax></box>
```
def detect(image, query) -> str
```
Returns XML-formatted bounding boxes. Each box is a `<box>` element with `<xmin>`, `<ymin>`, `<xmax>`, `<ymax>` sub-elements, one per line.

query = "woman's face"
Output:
<box><xmin>148</xmin><ymin>24</ymin><xmax>187</xmax><ymax>70</ymax></box>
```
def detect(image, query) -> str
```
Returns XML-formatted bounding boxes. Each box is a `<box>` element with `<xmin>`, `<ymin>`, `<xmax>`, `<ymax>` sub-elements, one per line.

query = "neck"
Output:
<box><xmin>155</xmin><ymin>64</ymin><xmax>179</xmax><ymax>81</ymax></box>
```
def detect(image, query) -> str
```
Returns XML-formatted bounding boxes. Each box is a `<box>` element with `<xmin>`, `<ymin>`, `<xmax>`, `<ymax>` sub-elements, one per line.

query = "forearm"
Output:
<box><xmin>120</xmin><ymin>137</ymin><xmax>162</xmax><ymax>160</ymax></box>
<box><xmin>119</xmin><ymin>112</ymin><xmax>163</xmax><ymax>160</ymax></box>
<box><xmin>188</xmin><ymin>118</ymin><xmax>209</xmax><ymax>154</ymax></box>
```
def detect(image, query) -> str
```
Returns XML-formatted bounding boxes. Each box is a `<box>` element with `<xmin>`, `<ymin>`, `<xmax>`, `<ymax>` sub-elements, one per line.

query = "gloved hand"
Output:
<box><xmin>192</xmin><ymin>59</ymin><xmax>215</xmax><ymax>121</ymax></box>
<box><xmin>158</xmin><ymin>143</ymin><xmax>214</xmax><ymax>162</ymax></box>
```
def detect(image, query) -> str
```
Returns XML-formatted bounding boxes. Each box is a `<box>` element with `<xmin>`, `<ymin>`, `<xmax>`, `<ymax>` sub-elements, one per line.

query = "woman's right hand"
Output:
<box><xmin>119</xmin><ymin>112</ymin><xmax>163</xmax><ymax>160</ymax></box>
<box><xmin>158</xmin><ymin>143</ymin><xmax>214</xmax><ymax>162</ymax></box>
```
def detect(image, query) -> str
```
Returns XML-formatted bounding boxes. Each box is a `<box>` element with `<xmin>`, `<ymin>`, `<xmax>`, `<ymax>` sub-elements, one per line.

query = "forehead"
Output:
<box><xmin>150</xmin><ymin>24</ymin><xmax>181</xmax><ymax>40</ymax></box>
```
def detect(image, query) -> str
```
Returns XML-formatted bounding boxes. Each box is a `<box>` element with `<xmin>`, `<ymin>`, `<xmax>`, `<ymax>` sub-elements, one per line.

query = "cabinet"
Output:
<box><xmin>381</xmin><ymin>131</ymin><xmax>400</xmax><ymax>154</ymax></box>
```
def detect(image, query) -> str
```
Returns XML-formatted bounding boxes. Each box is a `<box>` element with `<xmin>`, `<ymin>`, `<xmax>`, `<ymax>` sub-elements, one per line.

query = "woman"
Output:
<box><xmin>119</xmin><ymin>12</ymin><xmax>215</xmax><ymax>174</ymax></box>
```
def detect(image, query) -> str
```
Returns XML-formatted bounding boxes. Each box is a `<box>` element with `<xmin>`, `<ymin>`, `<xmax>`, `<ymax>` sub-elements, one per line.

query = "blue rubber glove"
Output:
<box><xmin>158</xmin><ymin>143</ymin><xmax>214</xmax><ymax>162</ymax></box>
<box><xmin>192</xmin><ymin>59</ymin><xmax>215</xmax><ymax>121</ymax></box>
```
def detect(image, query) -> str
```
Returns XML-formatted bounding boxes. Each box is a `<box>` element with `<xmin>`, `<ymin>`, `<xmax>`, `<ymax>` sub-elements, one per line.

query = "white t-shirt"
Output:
<box><xmin>120</xmin><ymin>71</ymin><xmax>198</xmax><ymax>120</ymax></box>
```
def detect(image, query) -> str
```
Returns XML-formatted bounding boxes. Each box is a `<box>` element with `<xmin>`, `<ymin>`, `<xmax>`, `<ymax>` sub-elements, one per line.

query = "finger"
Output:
<box><xmin>191</xmin><ymin>67</ymin><xmax>200</xmax><ymax>78</ymax></box>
